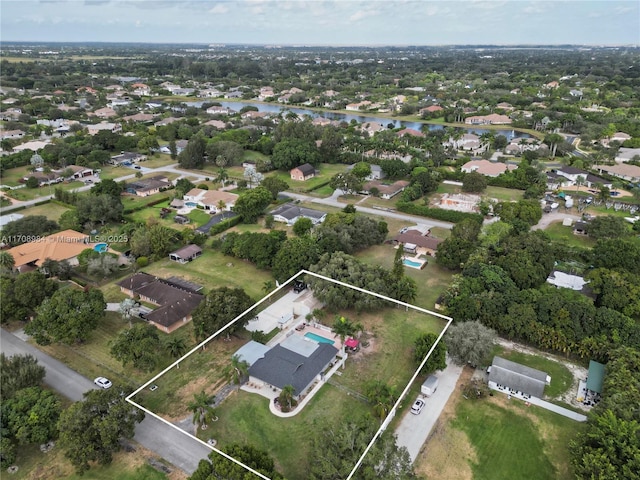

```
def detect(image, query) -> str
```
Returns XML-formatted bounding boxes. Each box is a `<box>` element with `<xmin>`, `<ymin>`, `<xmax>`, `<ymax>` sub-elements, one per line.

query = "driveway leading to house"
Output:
<box><xmin>532</xmin><ymin>212</ymin><xmax>581</xmax><ymax>231</ymax></box>
<box><xmin>0</xmin><ymin>328</ymin><xmax>211</xmax><ymax>475</ymax></box>
<box><xmin>394</xmin><ymin>360</ymin><xmax>464</xmax><ymax>463</ymax></box>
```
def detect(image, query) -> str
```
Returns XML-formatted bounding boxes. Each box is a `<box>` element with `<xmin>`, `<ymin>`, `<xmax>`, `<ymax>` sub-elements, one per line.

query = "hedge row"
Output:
<box><xmin>208</xmin><ymin>215</ymin><xmax>242</xmax><ymax>235</ymax></box>
<box><xmin>396</xmin><ymin>201</ymin><xmax>484</xmax><ymax>224</ymax></box>
<box><xmin>123</xmin><ymin>196</ymin><xmax>171</xmax><ymax>214</ymax></box>
<box><xmin>306</xmin><ymin>180</ymin><xmax>332</xmax><ymax>193</ymax></box>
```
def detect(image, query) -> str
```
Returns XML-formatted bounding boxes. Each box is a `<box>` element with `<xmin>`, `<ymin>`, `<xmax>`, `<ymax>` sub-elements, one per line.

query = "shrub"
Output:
<box><xmin>396</xmin><ymin>201</ymin><xmax>484</xmax><ymax>224</ymax></box>
<box><xmin>136</xmin><ymin>256</ymin><xmax>149</xmax><ymax>268</ymax></box>
<box><xmin>197</xmin><ymin>184</ymin><xmax>209</xmax><ymax>190</ymax></box>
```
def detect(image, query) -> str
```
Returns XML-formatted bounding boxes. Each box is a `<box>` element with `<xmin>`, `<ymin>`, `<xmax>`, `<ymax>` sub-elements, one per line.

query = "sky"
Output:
<box><xmin>1</xmin><ymin>0</ymin><xmax>639</xmax><ymax>46</ymax></box>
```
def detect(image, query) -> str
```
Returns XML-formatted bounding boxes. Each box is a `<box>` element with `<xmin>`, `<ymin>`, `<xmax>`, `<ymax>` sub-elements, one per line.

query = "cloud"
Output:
<box><xmin>349</xmin><ymin>8</ymin><xmax>380</xmax><ymax>22</ymax></box>
<box><xmin>208</xmin><ymin>4</ymin><xmax>229</xmax><ymax>14</ymax></box>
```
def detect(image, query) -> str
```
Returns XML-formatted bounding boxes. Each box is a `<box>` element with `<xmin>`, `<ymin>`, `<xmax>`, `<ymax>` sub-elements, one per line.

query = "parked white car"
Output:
<box><xmin>94</xmin><ymin>377</ymin><xmax>112</xmax><ymax>389</ymax></box>
<box><xmin>410</xmin><ymin>398</ymin><xmax>425</xmax><ymax>415</ymax></box>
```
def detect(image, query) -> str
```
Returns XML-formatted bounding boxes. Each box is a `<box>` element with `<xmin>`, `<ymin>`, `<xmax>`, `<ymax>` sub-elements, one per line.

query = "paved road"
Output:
<box><xmin>394</xmin><ymin>359</ymin><xmax>464</xmax><ymax>462</ymax></box>
<box><xmin>283</xmin><ymin>190</ymin><xmax>456</xmax><ymax>230</ymax></box>
<box><xmin>0</xmin><ymin>328</ymin><xmax>210</xmax><ymax>475</ymax></box>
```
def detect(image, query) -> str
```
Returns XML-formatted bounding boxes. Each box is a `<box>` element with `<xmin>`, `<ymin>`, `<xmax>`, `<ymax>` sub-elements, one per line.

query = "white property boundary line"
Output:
<box><xmin>126</xmin><ymin>269</ymin><xmax>452</xmax><ymax>480</ymax></box>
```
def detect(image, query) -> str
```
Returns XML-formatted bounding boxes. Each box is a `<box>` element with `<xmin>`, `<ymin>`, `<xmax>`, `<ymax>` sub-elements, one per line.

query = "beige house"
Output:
<box><xmin>184</xmin><ymin>188</ymin><xmax>239</xmax><ymax>212</ymax></box>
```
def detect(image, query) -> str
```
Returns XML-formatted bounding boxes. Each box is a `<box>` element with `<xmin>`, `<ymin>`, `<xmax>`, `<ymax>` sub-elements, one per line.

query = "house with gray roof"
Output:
<box><xmin>270</xmin><ymin>204</ymin><xmax>327</xmax><ymax>226</ymax></box>
<box><xmin>488</xmin><ymin>356</ymin><xmax>550</xmax><ymax>399</ymax></box>
<box><xmin>248</xmin><ymin>342</ymin><xmax>339</xmax><ymax>398</ymax></box>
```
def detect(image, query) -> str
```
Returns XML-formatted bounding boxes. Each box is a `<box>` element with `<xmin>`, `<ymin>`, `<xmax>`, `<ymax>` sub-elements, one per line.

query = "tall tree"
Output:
<box><xmin>3</xmin><ymin>386</ymin><xmax>61</xmax><ymax>446</ymax></box>
<box><xmin>191</xmin><ymin>287</ymin><xmax>254</xmax><ymax>342</ymax></box>
<box><xmin>26</xmin><ymin>288</ymin><xmax>106</xmax><ymax>345</ymax></box>
<box><xmin>225</xmin><ymin>354</ymin><xmax>250</xmax><ymax>388</ymax></box>
<box><xmin>190</xmin><ymin>444</ymin><xmax>285</xmax><ymax>480</ymax></box>
<box><xmin>0</xmin><ymin>251</ymin><xmax>15</xmax><ymax>273</ymax></box>
<box><xmin>332</xmin><ymin>315</ymin><xmax>364</xmax><ymax>344</ymax></box>
<box><xmin>188</xmin><ymin>390</ymin><xmax>217</xmax><ymax>433</ymax></box>
<box><xmin>260</xmin><ymin>176</ymin><xmax>289</xmax><ymax>200</ymax></box>
<box><xmin>57</xmin><ymin>388</ymin><xmax>145</xmax><ymax>475</ymax></box>
<box><xmin>233</xmin><ymin>186</ymin><xmax>272</xmax><ymax>223</ymax></box>
<box><xmin>445</xmin><ymin>321</ymin><xmax>496</xmax><ymax>367</ymax></box>
<box><xmin>178</xmin><ymin>135</ymin><xmax>206</xmax><ymax>169</ymax></box>
<box><xmin>109</xmin><ymin>323</ymin><xmax>161</xmax><ymax>372</ymax></box>
<box><xmin>413</xmin><ymin>333</ymin><xmax>447</xmax><ymax>374</ymax></box>
<box><xmin>0</xmin><ymin>353</ymin><xmax>45</xmax><ymax>401</ymax></box>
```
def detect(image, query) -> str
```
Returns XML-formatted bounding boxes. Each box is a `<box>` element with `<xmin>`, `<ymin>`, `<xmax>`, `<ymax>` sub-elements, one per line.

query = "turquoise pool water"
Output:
<box><xmin>185</xmin><ymin>202</ymin><xmax>198</xmax><ymax>207</ymax></box>
<box><xmin>94</xmin><ymin>243</ymin><xmax>108</xmax><ymax>253</ymax></box>
<box><xmin>304</xmin><ymin>332</ymin><xmax>335</xmax><ymax>345</ymax></box>
<box><xmin>403</xmin><ymin>258</ymin><xmax>423</xmax><ymax>268</ymax></box>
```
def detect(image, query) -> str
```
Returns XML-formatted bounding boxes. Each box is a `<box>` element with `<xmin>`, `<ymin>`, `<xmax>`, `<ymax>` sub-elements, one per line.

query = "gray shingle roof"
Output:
<box><xmin>249</xmin><ymin>343</ymin><xmax>338</xmax><ymax>395</ymax></box>
<box><xmin>488</xmin><ymin>356</ymin><xmax>548</xmax><ymax>398</ymax></box>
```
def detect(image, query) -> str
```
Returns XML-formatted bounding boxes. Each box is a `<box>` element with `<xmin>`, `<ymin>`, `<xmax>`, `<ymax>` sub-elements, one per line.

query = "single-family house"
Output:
<box><xmin>122</xmin><ymin>112</ymin><xmax>156</xmax><ymax>123</ymax></box>
<box><xmin>396</xmin><ymin>128</ymin><xmax>425</xmax><ymax>138</ymax></box>
<box><xmin>601</xmin><ymin>132</ymin><xmax>631</xmax><ymax>147</ymax></box>
<box><xmin>0</xmin><ymin>129</ymin><xmax>26</xmax><ymax>140</ymax></box>
<box><xmin>419</xmin><ymin>105</ymin><xmax>443</xmax><ymax>116</ymax></box>
<box><xmin>393</xmin><ymin>229</ymin><xmax>443</xmax><ymax>256</ymax></box>
<box><xmin>169</xmin><ymin>244</ymin><xmax>202</xmax><ymax>263</ymax></box>
<box><xmin>248</xmin><ymin>342</ymin><xmax>339</xmax><ymax>399</ymax></box>
<box><xmin>206</xmin><ymin>105</ymin><xmax>235</xmax><ymax>115</ymax></box>
<box><xmin>110</xmin><ymin>151</ymin><xmax>147</xmax><ymax>165</ymax></box>
<box><xmin>488</xmin><ymin>356</ymin><xmax>550</xmax><ymax>399</ymax></box>
<box><xmin>461</xmin><ymin>160</ymin><xmax>516</xmax><ymax>177</ymax></box>
<box><xmin>546</xmin><ymin>171</ymin><xmax>570</xmax><ymax>190</ymax></box>
<box><xmin>363</xmin><ymin>180</ymin><xmax>410</xmax><ymax>200</ymax></box>
<box><xmin>360</xmin><ymin>121</ymin><xmax>385</xmax><ymax>137</ymax></box>
<box><xmin>203</xmin><ymin>119</ymin><xmax>227</xmax><ymax>130</ymax></box>
<box><xmin>290</xmin><ymin>163</ymin><xmax>316</xmax><ymax>181</ymax></box>
<box><xmin>117</xmin><ymin>273</ymin><xmax>204</xmax><ymax>333</ymax></box>
<box><xmin>183</xmin><ymin>188</ymin><xmax>238</xmax><ymax>213</ymax></box>
<box><xmin>154</xmin><ymin>117</ymin><xmax>180</xmax><ymax>127</ymax></box>
<box><xmin>7</xmin><ymin>230</ymin><xmax>97</xmax><ymax>273</ymax></box>
<box><xmin>464</xmin><ymin>114</ymin><xmax>512</xmax><ymax>125</ymax></box>
<box><xmin>22</xmin><ymin>171</ymin><xmax>62</xmax><ymax>186</ymax></box>
<box><xmin>63</xmin><ymin>165</ymin><xmax>95</xmax><ymax>179</ymax></box>
<box><xmin>131</xmin><ymin>83</ymin><xmax>151</xmax><ymax>96</ymax></box>
<box><xmin>94</xmin><ymin>107</ymin><xmax>117</xmax><ymax>119</ymax></box>
<box><xmin>270</xmin><ymin>204</ymin><xmax>327</xmax><ymax>226</ymax></box>
<box><xmin>86</xmin><ymin>122</ymin><xmax>122</xmax><ymax>136</ymax></box>
<box><xmin>594</xmin><ymin>163</ymin><xmax>640</xmax><ymax>183</ymax></box>
<box><xmin>124</xmin><ymin>176</ymin><xmax>170</xmax><ymax>197</ymax></box>
<box><xmin>347</xmin><ymin>163</ymin><xmax>385</xmax><ymax>181</ymax></box>
<box><xmin>615</xmin><ymin>148</ymin><xmax>640</xmax><ymax>163</ymax></box>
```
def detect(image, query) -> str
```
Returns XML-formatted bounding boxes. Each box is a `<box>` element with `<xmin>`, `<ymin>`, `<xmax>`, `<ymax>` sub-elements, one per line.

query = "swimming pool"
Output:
<box><xmin>94</xmin><ymin>243</ymin><xmax>108</xmax><ymax>253</ymax></box>
<box><xmin>403</xmin><ymin>258</ymin><xmax>426</xmax><ymax>269</ymax></box>
<box><xmin>304</xmin><ymin>332</ymin><xmax>335</xmax><ymax>345</ymax></box>
<box><xmin>185</xmin><ymin>202</ymin><xmax>198</xmax><ymax>207</ymax></box>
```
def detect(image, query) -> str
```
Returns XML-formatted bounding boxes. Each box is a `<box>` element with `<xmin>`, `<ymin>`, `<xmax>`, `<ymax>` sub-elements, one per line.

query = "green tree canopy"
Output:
<box><xmin>192</xmin><ymin>287</ymin><xmax>254</xmax><ymax>342</ymax></box>
<box><xmin>445</xmin><ymin>321</ymin><xmax>496</xmax><ymax>367</ymax></box>
<box><xmin>26</xmin><ymin>288</ymin><xmax>106</xmax><ymax>345</ymax></box>
<box><xmin>109</xmin><ymin>323</ymin><xmax>161</xmax><ymax>372</ymax></box>
<box><xmin>233</xmin><ymin>186</ymin><xmax>272</xmax><ymax>223</ymax></box>
<box><xmin>1</xmin><ymin>216</ymin><xmax>59</xmax><ymax>246</ymax></box>
<box><xmin>413</xmin><ymin>333</ymin><xmax>447</xmax><ymax>375</ymax></box>
<box><xmin>57</xmin><ymin>388</ymin><xmax>145</xmax><ymax>475</ymax></box>
<box><xmin>0</xmin><ymin>353</ymin><xmax>45</xmax><ymax>401</ymax></box>
<box><xmin>190</xmin><ymin>444</ymin><xmax>285</xmax><ymax>480</ymax></box>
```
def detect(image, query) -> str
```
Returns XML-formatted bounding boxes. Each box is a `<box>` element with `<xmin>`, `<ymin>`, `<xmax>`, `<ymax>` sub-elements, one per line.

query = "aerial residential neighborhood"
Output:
<box><xmin>0</xmin><ymin>2</ymin><xmax>639</xmax><ymax>480</ymax></box>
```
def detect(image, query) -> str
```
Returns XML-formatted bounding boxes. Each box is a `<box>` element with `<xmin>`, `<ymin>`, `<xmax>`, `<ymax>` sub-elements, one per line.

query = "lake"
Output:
<box><xmin>184</xmin><ymin>100</ymin><xmax>532</xmax><ymax>141</ymax></box>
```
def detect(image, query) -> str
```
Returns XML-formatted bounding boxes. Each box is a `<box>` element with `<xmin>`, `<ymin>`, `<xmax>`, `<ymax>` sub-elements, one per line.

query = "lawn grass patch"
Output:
<box><xmin>0</xmin><ymin>165</ymin><xmax>32</xmax><ymax>186</ymax></box>
<box><xmin>36</xmin><ymin>312</ymin><xmax>151</xmax><ymax>390</ymax></box>
<box><xmin>99</xmin><ymin>165</ymin><xmax>135</xmax><ymax>181</ymax></box>
<box><xmin>451</xmin><ymin>395</ymin><xmax>581</xmax><ymax>480</ymax></box>
<box><xmin>142</xmin><ymin>249</ymin><xmax>274</xmax><ymax>299</ymax></box>
<box><xmin>7</xmin><ymin>181</ymin><xmax>85</xmax><ymax>201</ymax></box>
<box><xmin>355</xmin><ymin>244</ymin><xmax>453</xmax><ymax>310</ymax></box>
<box><xmin>141</xmin><ymin>154</ymin><xmax>175</xmax><ymax>168</ymax></box>
<box><xmin>264</xmin><ymin>163</ymin><xmax>348</xmax><ymax>193</ymax></box>
<box><xmin>206</xmin><ymin>384</ymin><xmax>364</xmax><ymax>480</ymax></box>
<box><xmin>12</xmin><ymin>202</ymin><xmax>71</xmax><ymax>221</ymax></box>
<box><xmin>485</xmin><ymin>186</ymin><xmax>524</xmax><ymax>202</ymax></box>
<box><xmin>543</xmin><ymin>221</ymin><xmax>596</xmax><ymax>248</ymax></box>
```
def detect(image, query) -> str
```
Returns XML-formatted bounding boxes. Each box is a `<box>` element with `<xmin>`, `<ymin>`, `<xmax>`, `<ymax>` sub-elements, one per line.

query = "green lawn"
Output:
<box><xmin>205</xmin><ymin>383</ymin><xmax>365</xmax><ymax>479</ymax></box>
<box><xmin>0</xmin><ymin>165</ymin><xmax>32</xmax><ymax>186</ymax></box>
<box><xmin>143</xmin><ymin>249</ymin><xmax>274</xmax><ymax>300</ymax></box>
<box><xmin>452</xmin><ymin>396</ymin><xmax>583</xmax><ymax>480</ymax></box>
<box><xmin>11</xmin><ymin>202</ymin><xmax>71</xmax><ymax>221</ymax></box>
<box><xmin>140</xmin><ymin>153</ymin><xmax>175</xmax><ymax>168</ymax></box>
<box><xmin>491</xmin><ymin>346</ymin><xmax>574</xmax><ymax>398</ymax></box>
<box><xmin>264</xmin><ymin>163</ymin><xmax>348</xmax><ymax>193</ymax></box>
<box><xmin>98</xmin><ymin>165</ymin><xmax>134</xmax><ymax>181</ymax></box>
<box><xmin>433</xmin><ymin>183</ymin><xmax>524</xmax><ymax>202</ymax></box>
<box><xmin>543</xmin><ymin>221</ymin><xmax>596</xmax><ymax>248</ymax></box>
<box><xmin>355</xmin><ymin>244</ymin><xmax>454</xmax><ymax>311</ymax></box>
<box><xmin>6</xmin><ymin>181</ymin><xmax>85</xmax><ymax>201</ymax></box>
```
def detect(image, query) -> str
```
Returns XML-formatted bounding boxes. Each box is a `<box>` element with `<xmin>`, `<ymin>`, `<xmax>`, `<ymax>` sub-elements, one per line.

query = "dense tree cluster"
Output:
<box><xmin>0</xmin><ymin>272</ymin><xmax>59</xmax><ymax>324</ymax></box>
<box><xmin>190</xmin><ymin>444</ymin><xmax>285</xmax><ymax>480</ymax></box>
<box><xmin>192</xmin><ymin>287</ymin><xmax>255</xmax><ymax>342</ymax></box>
<box><xmin>220</xmin><ymin>230</ymin><xmax>287</xmax><ymax>269</ymax></box>
<box><xmin>0</xmin><ymin>215</ymin><xmax>59</xmax><ymax>246</ymax></box>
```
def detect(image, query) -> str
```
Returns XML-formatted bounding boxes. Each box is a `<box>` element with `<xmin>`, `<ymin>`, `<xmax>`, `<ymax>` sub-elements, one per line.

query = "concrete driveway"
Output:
<box><xmin>394</xmin><ymin>360</ymin><xmax>464</xmax><ymax>462</ymax></box>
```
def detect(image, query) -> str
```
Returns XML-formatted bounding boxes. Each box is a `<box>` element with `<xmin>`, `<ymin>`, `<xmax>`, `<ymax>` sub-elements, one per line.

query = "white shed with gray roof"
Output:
<box><xmin>488</xmin><ymin>356</ymin><xmax>550</xmax><ymax>399</ymax></box>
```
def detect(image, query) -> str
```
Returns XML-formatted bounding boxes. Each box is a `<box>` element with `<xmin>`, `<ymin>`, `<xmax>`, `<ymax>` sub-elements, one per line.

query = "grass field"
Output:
<box><xmin>11</xmin><ymin>202</ymin><xmax>71</xmax><ymax>221</ymax></box>
<box><xmin>140</xmin><ymin>154</ymin><xmax>175</xmax><ymax>168</ymax></box>
<box><xmin>209</xmin><ymin>384</ymin><xmax>364</xmax><ymax>479</ymax></box>
<box><xmin>355</xmin><ymin>244</ymin><xmax>453</xmax><ymax>311</ymax></box>
<box><xmin>415</xmin><ymin>368</ymin><xmax>583</xmax><ymax>480</ymax></box>
<box><xmin>0</xmin><ymin>165</ymin><xmax>33</xmax><ymax>186</ymax></box>
<box><xmin>10</xmin><ymin>442</ymin><xmax>177</xmax><ymax>480</ymax></box>
<box><xmin>434</xmin><ymin>183</ymin><xmax>524</xmax><ymax>203</ymax></box>
<box><xmin>98</xmin><ymin>165</ymin><xmax>135</xmax><ymax>181</ymax></box>
<box><xmin>543</xmin><ymin>221</ymin><xmax>596</xmax><ymax>248</ymax></box>
<box><xmin>143</xmin><ymin>249</ymin><xmax>274</xmax><ymax>300</ymax></box>
<box><xmin>264</xmin><ymin>163</ymin><xmax>348</xmax><ymax>193</ymax></box>
<box><xmin>4</xmin><ymin>180</ymin><xmax>85</xmax><ymax>201</ymax></box>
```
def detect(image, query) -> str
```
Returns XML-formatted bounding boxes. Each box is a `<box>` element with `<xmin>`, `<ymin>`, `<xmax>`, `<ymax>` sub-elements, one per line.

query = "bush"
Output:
<box><xmin>197</xmin><ymin>184</ymin><xmax>209</xmax><ymax>190</ymax></box>
<box><xmin>396</xmin><ymin>201</ymin><xmax>484</xmax><ymax>224</ymax></box>
<box><xmin>136</xmin><ymin>256</ymin><xmax>149</xmax><ymax>268</ymax></box>
<box><xmin>209</xmin><ymin>215</ymin><xmax>242</xmax><ymax>235</ymax></box>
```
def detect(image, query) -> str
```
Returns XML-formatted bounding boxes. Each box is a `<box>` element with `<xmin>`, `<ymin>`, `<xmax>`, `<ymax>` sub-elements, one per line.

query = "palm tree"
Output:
<box><xmin>216</xmin><ymin>168</ymin><xmax>228</xmax><ymax>188</ymax></box>
<box><xmin>365</xmin><ymin>381</ymin><xmax>398</xmax><ymax>421</ymax></box>
<box><xmin>0</xmin><ymin>251</ymin><xmax>15</xmax><ymax>273</ymax></box>
<box><xmin>225</xmin><ymin>354</ymin><xmax>249</xmax><ymax>388</ymax></box>
<box><xmin>166</xmin><ymin>337</ymin><xmax>188</xmax><ymax>360</ymax></box>
<box><xmin>332</xmin><ymin>315</ymin><xmax>364</xmax><ymax>344</ymax></box>
<box><xmin>188</xmin><ymin>390</ymin><xmax>217</xmax><ymax>433</ymax></box>
<box><xmin>262</xmin><ymin>280</ymin><xmax>275</xmax><ymax>302</ymax></box>
<box><xmin>278</xmin><ymin>384</ymin><xmax>296</xmax><ymax>411</ymax></box>
<box><xmin>119</xmin><ymin>298</ymin><xmax>137</xmax><ymax>328</ymax></box>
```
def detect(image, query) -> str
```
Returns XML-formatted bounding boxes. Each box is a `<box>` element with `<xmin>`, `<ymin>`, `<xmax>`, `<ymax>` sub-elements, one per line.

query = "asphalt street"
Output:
<box><xmin>0</xmin><ymin>328</ymin><xmax>210</xmax><ymax>475</ymax></box>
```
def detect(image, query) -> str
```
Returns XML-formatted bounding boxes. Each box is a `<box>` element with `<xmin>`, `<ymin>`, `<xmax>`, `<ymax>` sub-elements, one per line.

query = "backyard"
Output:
<box><xmin>543</xmin><ymin>221</ymin><xmax>596</xmax><ymax>249</ymax></box>
<box><xmin>7</xmin><ymin>201</ymin><xmax>71</xmax><ymax>221</ymax></box>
